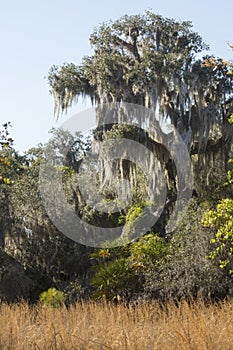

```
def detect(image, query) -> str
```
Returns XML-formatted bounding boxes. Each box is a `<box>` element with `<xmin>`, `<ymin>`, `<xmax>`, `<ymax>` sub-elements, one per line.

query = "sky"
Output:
<box><xmin>1</xmin><ymin>0</ymin><xmax>233</xmax><ymax>153</ymax></box>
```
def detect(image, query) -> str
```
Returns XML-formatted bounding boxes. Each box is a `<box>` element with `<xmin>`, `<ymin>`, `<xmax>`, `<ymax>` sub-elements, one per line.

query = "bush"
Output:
<box><xmin>129</xmin><ymin>233</ymin><xmax>168</xmax><ymax>271</ymax></box>
<box><xmin>202</xmin><ymin>198</ymin><xmax>233</xmax><ymax>274</ymax></box>
<box><xmin>90</xmin><ymin>233</ymin><xmax>168</xmax><ymax>302</ymax></box>
<box><xmin>143</xmin><ymin>200</ymin><xmax>233</xmax><ymax>302</ymax></box>
<box><xmin>39</xmin><ymin>288</ymin><xmax>64</xmax><ymax>308</ymax></box>
<box><xmin>91</xmin><ymin>257</ymin><xmax>141</xmax><ymax>301</ymax></box>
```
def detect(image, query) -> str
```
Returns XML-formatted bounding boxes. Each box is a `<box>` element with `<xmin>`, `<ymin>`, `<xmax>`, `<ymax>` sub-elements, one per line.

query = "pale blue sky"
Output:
<box><xmin>1</xmin><ymin>0</ymin><xmax>233</xmax><ymax>153</ymax></box>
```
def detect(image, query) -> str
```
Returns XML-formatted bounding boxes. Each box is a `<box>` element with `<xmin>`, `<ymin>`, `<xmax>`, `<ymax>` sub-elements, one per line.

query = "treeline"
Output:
<box><xmin>0</xmin><ymin>123</ymin><xmax>232</xmax><ymax>305</ymax></box>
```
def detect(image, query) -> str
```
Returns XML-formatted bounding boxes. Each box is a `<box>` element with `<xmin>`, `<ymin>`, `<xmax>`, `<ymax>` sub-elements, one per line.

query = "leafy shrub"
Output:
<box><xmin>143</xmin><ymin>200</ymin><xmax>233</xmax><ymax>301</ymax></box>
<box><xmin>91</xmin><ymin>257</ymin><xmax>141</xmax><ymax>301</ymax></box>
<box><xmin>122</xmin><ymin>201</ymin><xmax>153</xmax><ymax>240</ymax></box>
<box><xmin>129</xmin><ymin>233</ymin><xmax>168</xmax><ymax>271</ymax></box>
<box><xmin>39</xmin><ymin>288</ymin><xmax>64</xmax><ymax>308</ymax></box>
<box><xmin>90</xmin><ymin>233</ymin><xmax>168</xmax><ymax>301</ymax></box>
<box><xmin>202</xmin><ymin>199</ymin><xmax>233</xmax><ymax>273</ymax></box>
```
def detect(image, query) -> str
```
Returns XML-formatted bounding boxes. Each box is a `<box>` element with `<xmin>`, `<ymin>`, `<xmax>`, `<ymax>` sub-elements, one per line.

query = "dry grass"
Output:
<box><xmin>0</xmin><ymin>299</ymin><xmax>233</xmax><ymax>349</ymax></box>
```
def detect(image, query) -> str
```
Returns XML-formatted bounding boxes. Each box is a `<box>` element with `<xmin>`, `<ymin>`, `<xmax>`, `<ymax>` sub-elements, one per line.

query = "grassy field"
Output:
<box><xmin>0</xmin><ymin>299</ymin><xmax>233</xmax><ymax>349</ymax></box>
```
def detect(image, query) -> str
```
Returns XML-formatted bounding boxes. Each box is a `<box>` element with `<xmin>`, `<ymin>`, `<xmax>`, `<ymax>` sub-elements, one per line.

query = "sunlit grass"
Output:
<box><xmin>0</xmin><ymin>299</ymin><xmax>233</xmax><ymax>349</ymax></box>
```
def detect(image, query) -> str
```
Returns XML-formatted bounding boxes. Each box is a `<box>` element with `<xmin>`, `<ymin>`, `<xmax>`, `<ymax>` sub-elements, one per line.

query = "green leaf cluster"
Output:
<box><xmin>202</xmin><ymin>199</ymin><xmax>233</xmax><ymax>273</ymax></box>
<box><xmin>39</xmin><ymin>288</ymin><xmax>64</xmax><ymax>308</ymax></box>
<box><xmin>91</xmin><ymin>233</ymin><xmax>167</xmax><ymax>301</ymax></box>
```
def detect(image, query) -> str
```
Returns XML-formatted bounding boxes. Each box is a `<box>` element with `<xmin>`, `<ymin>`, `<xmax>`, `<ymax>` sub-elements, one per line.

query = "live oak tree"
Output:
<box><xmin>48</xmin><ymin>11</ymin><xmax>233</xmax><ymax>205</ymax></box>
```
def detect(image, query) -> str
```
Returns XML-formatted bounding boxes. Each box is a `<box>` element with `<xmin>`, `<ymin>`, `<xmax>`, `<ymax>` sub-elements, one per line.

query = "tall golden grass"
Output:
<box><xmin>0</xmin><ymin>299</ymin><xmax>233</xmax><ymax>349</ymax></box>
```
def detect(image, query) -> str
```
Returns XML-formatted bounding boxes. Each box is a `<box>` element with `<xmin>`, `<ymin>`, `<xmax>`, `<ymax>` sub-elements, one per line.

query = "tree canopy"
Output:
<box><xmin>48</xmin><ymin>11</ymin><xmax>233</xmax><ymax>151</ymax></box>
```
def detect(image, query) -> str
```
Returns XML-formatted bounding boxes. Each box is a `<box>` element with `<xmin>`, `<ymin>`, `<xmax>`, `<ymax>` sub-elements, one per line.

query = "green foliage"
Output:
<box><xmin>143</xmin><ymin>200</ymin><xmax>232</xmax><ymax>301</ymax></box>
<box><xmin>126</xmin><ymin>202</ymin><xmax>149</xmax><ymax>223</ymax></box>
<box><xmin>130</xmin><ymin>233</ymin><xmax>167</xmax><ymax>271</ymax></box>
<box><xmin>39</xmin><ymin>288</ymin><xmax>64</xmax><ymax>308</ymax></box>
<box><xmin>201</xmin><ymin>114</ymin><xmax>233</xmax><ymax>274</ymax></box>
<box><xmin>121</xmin><ymin>202</ymin><xmax>153</xmax><ymax>239</ymax></box>
<box><xmin>202</xmin><ymin>198</ymin><xmax>233</xmax><ymax>273</ymax></box>
<box><xmin>0</xmin><ymin>129</ymin><xmax>93</xmax><ymax>300</ymax></box>
<box><xmin>90</xmin><ymin>245</ymin><xmax>130</xmax><ymax>262</ymax></box>
<box><xmin>0</xmin><ymin>122</ymin><xmax>15</xmax><ymax>185</ymax></box>
<box><xmin>91</xmin><ymin>232</ymin><xmax>167</xmax><ymax>300</ymax></box>
<box><xmin>223</xmin><ymin>114</ymin><xmax>233</xmax><ymax>186</ymax></box>
<box><xmin>48</xmin><ymin>11</ymin><xmax>211</xmax><ymax>114</ymax></box>
<box><xmin>228</xmin><ymin>113</ymin><xmax>233</xmax><ymax>124</ymax></box>
<box><xmin>103</xmin><ymin>124</ymin><xmax>141</xmax><ymax>141</ymax></box>
<box><xmin>91</xmin><ymin>257</ymin><xmax>138</xmax><ymax>301</ymax></box>
<box><xmin>48</xmin><ymin>63</ymin><xmax>94</xmax><ymax>117</ymax></box>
